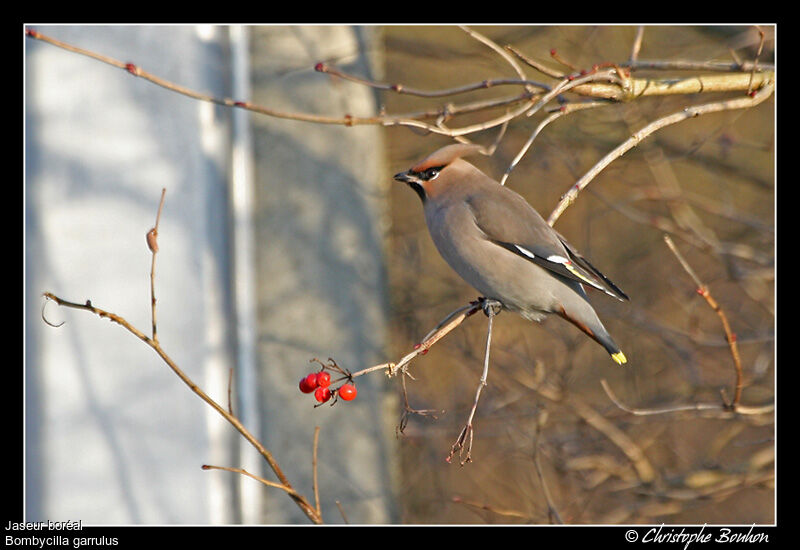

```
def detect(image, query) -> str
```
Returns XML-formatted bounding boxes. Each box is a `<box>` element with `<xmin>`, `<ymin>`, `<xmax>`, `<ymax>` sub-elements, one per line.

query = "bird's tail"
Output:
<box><xmin>555</xmin><ymin>305</ymin><xmax>627</xmax><ymax>365</ymax></box>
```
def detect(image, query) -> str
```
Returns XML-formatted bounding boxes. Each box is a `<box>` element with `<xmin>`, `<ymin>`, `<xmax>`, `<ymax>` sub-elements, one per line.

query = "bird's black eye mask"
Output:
<box><xmin>395</xmin><ymin>165</ymin><xmax>446</xmax><ymax>203</ymax></box>
<box><xmin>417</xmin><ymin>166</ymin><xmax>445</xmax><ymax>181</ymax></box>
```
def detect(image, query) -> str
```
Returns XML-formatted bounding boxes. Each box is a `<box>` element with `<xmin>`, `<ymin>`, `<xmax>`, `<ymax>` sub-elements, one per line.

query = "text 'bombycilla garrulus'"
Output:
<box><xmin>394</xmin><ymin>143</ymin><xmax>629</xmax><ymax>365</ymax></box>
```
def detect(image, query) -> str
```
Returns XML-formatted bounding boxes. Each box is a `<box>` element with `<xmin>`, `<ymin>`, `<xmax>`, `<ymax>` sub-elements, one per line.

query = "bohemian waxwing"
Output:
<box><xmin>394</xmin><ymin>143</ymin><xmax>629</xmax><ymax>365</ymax></box>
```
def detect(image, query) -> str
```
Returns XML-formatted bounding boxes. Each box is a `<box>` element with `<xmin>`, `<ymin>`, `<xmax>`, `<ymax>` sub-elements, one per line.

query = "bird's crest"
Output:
<box><xmin>411</xmin><ymin>143</ymin><xmax>484</xmax><ymax>172</ymax></box>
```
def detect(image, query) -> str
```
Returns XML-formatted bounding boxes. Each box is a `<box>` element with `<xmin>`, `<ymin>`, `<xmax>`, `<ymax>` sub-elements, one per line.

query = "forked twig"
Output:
<box><xmin>348</xmin><ymin>299</ymin><xmax>483</xmax><ymax>380</ymax></box>
<box><xmin>201</xmin><ymin>464</ymin><xmax>301</xmax><ymax>497</ymax></box>
<box><xmin>42</xmin><ymin>191</ymin><xmax>322</xmax><ymax>524</ymax></box>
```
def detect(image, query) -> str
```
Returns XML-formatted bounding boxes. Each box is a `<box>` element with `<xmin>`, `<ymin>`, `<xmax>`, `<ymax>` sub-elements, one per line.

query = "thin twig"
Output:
<box><xmin>147</xmin><ymin>188</ymin><xmax>166</xmax><ymax>344</ymax></box>
<box><xmin>748</xmin><ymin>26</ymin><xmax>766</xmax><ymax>94</ymax></box>
<box><xmin>350</xmin><ymin>299</ymin><xmax>483</xmax><ymax>380</ymax></box>
<box><xmin>43</xmin><ymin>291</ymin><xmax>322</xmax><ymax>523</ymax></box>
<box><xmin>26</xmin><ymin>28</ymin><xmax>773</xmax><ymax>144</ymax></box>
<box><xmin>450</xmin><ymin>495</ymin><xmax>534</xmax><ymax>521</ymax></box>
<box><xmin>201</xmin><ymin>464</ymin><xmax>302</xmax><ymax>497</ymax></box>
<box><xmin>460</xmin><ymin>25</ymin><xmax>537</xmax><ymax>96</ymax></box>
<box><xmin>525</xmin><ymin>68</ymin><xmax>626</xmax><ymax>121</ymax></box>
<box><xmin>227</xmin><ymin>367</ymin><xmax>234</xmax><ymax>415</ymax></box>
<box><xmin>601</xmin><ymin>379</ymin><xmax>773</xmax><ymax>417</ymax></box>
<box><xmin>630</xmin><ymin>26</ymin><xmax>645</xmax><ymax>64</ymax></box>
<box><xmin>335</xmin><ymin>501</ymin><xmax>350</xmax><ymax>524</ymax></box>
<box><xmin>663</xmin><ymin>235</ymin><xmax>744</xmax><ymax>408</ymax></box>
<box><xmin>500</xmin><ymin>101</ymin><xmax>607</xmax><ymax>186</ymax></box>
<box><xmin>312</xmin><ymin>426</ymin><xmax>321</xmax><ymax>517</ymax></box>
<box><xmin>628</xmin><ymin>59</ymin><xmax>773</xmax><ymax>72</ymax></box>
<box><xmin>546</xmin><ymin>79</ymin><xmax>774</xmax><ymax>226</ymax></box>
<box><xmin>24</xmin><ymin>28</ymin><xmax>529</xmax><ymax>139</ymax></box>
<box><xmin>397</xmin><ymin>373</ymin><xmax>441</xmax><ymax>436</ymax></box>
<box><xmin>505</xmin><ymin>44</ymin><xmax>565</xmax><ymax>78</ymax></box>
<box><xmin>317</xmin><ymin>62</ymin><xmax>548</xmax><ymax>97</ymax></box>
<box><xmin>507</xmin><ymin>44</ymin><xmax>774</xmax><ymax>101</ymax></box>
<box><xmin>549</xmin><ymin>48</ymin><xmax>578</xmax><ymax>72</ymax></box>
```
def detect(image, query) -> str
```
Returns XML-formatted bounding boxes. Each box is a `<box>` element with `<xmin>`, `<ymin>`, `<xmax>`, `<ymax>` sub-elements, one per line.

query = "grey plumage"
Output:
<box><xmin>394</xmin><ymin>143</ymin><xmax>628</xmax><ymax>365</ymax></box>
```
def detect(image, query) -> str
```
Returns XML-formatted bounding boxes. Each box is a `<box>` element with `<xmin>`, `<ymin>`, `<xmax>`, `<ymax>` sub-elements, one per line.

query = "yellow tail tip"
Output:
<box><xmin>611</xmin><ymin>351</ymin><xmax>627</xmax><ymax>365</ymax></box>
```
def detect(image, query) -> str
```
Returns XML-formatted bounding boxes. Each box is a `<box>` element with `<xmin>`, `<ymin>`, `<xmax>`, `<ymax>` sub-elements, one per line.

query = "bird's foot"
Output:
<box><xmin>480</xmin><ymin>298</ymin><xmax>503</xmax><ymax>318</ymax></box>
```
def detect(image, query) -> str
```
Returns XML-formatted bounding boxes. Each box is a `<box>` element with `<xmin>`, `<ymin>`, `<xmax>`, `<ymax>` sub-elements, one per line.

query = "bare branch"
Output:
<box><xmin>601</xmin><ymin>380</ymin><xmax>773</xmax><ymax>418</ymax></box>
<box><xmin>43</xmin><ymin>291</ymin><xmax>323</xmax><ymax>524</ymax></box>
<box><xmin>546</xmin><ymin>79</ymin><xmax>774</xmax><ymax>226</ymax></box>
<box><xmin>630</xmin><ymin>26</ymin><xmax>645</xmax><ymax>63</ymax></box>
<box><xmin>201</xmin><ymin>464</ymin><xmax>302</xmax><ymax>497</ymax></box>
<box><xmin>663</xmin><ymin>235</ymin><xmax>745</xmax><ymax>408</ymax></box>
<box><xmin>313</xmin><ymin>426</ymin><xmax>321</xmax><ymax>517</ymax></box>
<box><xmin>501</xmin><ymin>101</ymin><xmax>607</xmax><ymax>186</ymax></box>
<box><xmin>148</xmin><ymin>188</ymin><xmax>166</xmax><ymax>344</ymax></box>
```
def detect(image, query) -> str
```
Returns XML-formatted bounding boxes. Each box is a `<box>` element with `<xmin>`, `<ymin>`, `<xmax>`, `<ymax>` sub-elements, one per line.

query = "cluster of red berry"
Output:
<box><xmin>299</xmin><ymin>370</ymin><xmax>357</xmax><ymax>404</ymax></box>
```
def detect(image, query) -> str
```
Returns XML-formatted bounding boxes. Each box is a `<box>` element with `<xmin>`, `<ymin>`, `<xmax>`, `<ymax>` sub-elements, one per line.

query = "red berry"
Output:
<box><xmin>338</xmin><ymin>383</ymin><xmax>357</xmax><ymax>401</ymax></box>
<box><xmin>317</xmin><ymin>371</ymin><xmax>331</xmax><ymax>388</ymax></box>
<box><xmin>299</xmin><ymin>373</ymin><xmax>318</xmax><ymax>393</ymax></box>
<box><xmin>314</xmin><ymin>386</ymin><xmax>331</xmax><ymax>403</ymax></box>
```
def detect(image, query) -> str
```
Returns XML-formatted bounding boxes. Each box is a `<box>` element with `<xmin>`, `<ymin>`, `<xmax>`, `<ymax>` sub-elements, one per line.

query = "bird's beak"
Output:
<box><xmin>393</xmin><ymin>170</ymin><xmax>414</xmax><ymax>183</ymax></box>
<box><xmin>393</xmin><ymin>170</ymin><xmax>427</xmax><ymax>202</ymax></box>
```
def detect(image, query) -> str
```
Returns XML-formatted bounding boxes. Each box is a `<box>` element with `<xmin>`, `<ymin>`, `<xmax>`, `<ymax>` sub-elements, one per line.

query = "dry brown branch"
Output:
<box><xmin>529</xmin><ymin>380</ymin><xmax>656</xmax><ymax>484</ymax></box>
<box><xmin>25</xmin><ymin>28</ymin><xmax>534</xmax><ymax>139</ymax></box>
<box><xmin>41</xmin><ymin>190</ymin><xmax>323</xmax><ymax>524</ymax></box>
<box><xmin>42</xmin><ymin>293</ymin><xmax>324</xmax><ymax>522</ymax></box>
<box><xmin>201</xmin><ymin>464</ymin><xmax>301</xmax><ymax>496</ymax></box>
<box><xmin>663</xmin><ymin>235</ymin><xmax>745</xmax><ymax>407</ymax></box>
<box><xmin>317</xmin><ymin>62</ymin><xmax>549</xmax><ymax>98</ymax></box>
<box><xmin>349</xmin><ymin>299</ymin><xmax>483</xmax><ymax>380</ymax></box>
<box><xmin>546</xmin><ymin>79</ymin><xmax>774</xmax><ymax>226</ymax></box>
<box><xmin>507</xmin><ymin>43</ymin><xmax>773</xmax><ymax>101</ymax></box>
<box><xmin>25</xmin><ymin>27</ymin><xmax>772</xmax><ymax>148</ymax></box>
<box><xmin>459</xmin><ymin>25</ymin><xmax>537</xmax><ymax>96</ymax></box>
<box><xmin>31</xmin><ymin>26</ymin><xmax>773</xmax><ymax>524</ymax></box>
<box><xmin>500</xmin><ymin>101</ymin><xmax>607</xmax><ymax>186</ymax></box>
<box><xmin>600</xmin><ymin>380</ymin><xmax>773</xmax><ymax>418</ymax></box>
<box><xmin>450</xmin><ymin>495</ymin><xmax>534</xmax><ymax>522</ymax></box>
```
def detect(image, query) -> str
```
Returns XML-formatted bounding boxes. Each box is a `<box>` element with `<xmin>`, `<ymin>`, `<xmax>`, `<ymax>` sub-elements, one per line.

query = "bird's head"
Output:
<box><xmin>393</xmin><ymin>143</ymin><xmax>485</xmax><ymax>202</ymax></box>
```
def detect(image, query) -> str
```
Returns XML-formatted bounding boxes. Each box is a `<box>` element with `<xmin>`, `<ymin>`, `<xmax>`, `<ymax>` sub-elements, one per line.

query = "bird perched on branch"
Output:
<box><xmin>394</xmin><ymin>143</ymin><xmax>629</xmax><ymax>365</ymax></box>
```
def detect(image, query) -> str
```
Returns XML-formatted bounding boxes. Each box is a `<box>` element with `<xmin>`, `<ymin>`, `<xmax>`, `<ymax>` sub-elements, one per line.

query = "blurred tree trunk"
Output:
<box><xmin>248</xmin><ymin>26</ymin><xmax>397</xmax><ymax>524</ymax></box>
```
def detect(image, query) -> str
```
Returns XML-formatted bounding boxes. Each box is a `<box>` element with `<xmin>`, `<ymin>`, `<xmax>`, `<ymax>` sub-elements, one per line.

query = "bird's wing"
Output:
<box><xmin>465</xmin><ymin>189</ymin><xmax>629</xmax><ymax>302</ymax></box>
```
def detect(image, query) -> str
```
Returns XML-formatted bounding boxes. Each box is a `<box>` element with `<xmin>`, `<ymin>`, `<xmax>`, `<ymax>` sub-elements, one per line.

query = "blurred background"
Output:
<box><xmin>24</xmin><ymin>25</ymin><xmax>774</xmax><ymax>525</ymax></box>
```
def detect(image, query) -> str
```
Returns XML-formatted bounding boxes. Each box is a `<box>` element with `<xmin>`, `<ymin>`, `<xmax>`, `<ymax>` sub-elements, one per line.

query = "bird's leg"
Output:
<box><xmin>480</xmin><ymin>297</ymin><xmax>503</xmax><ymax>318</ymax></box>
<box><xmin>447</xmin><ymin>299</ymin><xmax>501</xmax><ymax>465</ymax></box>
